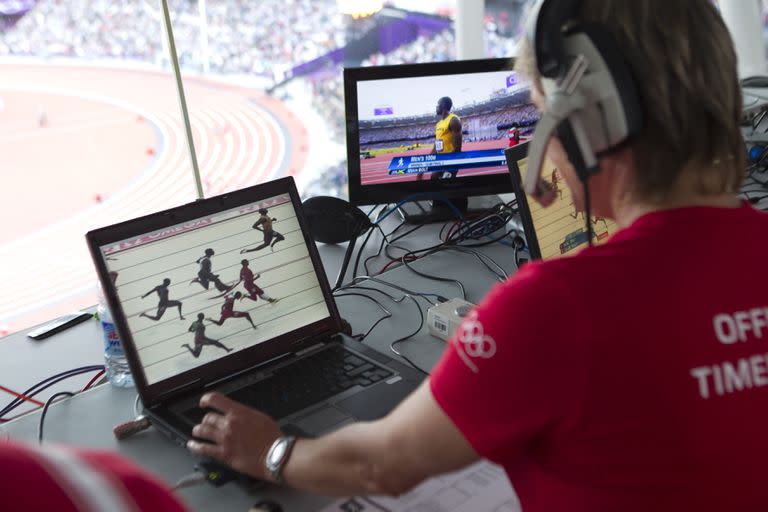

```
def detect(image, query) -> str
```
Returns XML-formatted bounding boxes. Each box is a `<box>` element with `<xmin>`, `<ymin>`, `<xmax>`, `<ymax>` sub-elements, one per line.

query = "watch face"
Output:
<box><xmin>269</xmin><ymin>439</ymin><xmax>287</xmax><ymax>466</ymax></box>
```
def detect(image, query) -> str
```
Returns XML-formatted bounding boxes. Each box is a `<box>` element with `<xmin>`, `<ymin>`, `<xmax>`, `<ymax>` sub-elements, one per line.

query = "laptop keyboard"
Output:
<box><xmin>185</xmin><ymin>346</ymin><xmax>393</xmax><ymax>423</ymax></box>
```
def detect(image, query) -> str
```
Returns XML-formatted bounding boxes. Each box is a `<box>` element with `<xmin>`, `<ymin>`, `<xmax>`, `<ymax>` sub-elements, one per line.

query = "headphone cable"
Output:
<box><xmin>583</xmin><ymin>178</ymin><xmax>593</xmax><ymax>247</ymax></box>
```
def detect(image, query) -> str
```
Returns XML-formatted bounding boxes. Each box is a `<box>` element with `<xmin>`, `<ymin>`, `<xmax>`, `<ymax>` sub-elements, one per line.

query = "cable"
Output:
<box><xmin>1</xmin><ymin>366</ymin><xmax>103</xmax><ymax>418</ymax></box>
<box><xmin>0</xmin><ymin>366</ymin><xmax>104</xmax><ymax>420</ymax></box>
<box><xmin>400</xmin><ymin>254</ymin><xmax>466</xmax><ymax>300</ymax></box>
<box><xmin>134</xmin><ymin>393</ymin><xmax>142</xmax><ymax>418</ymax></box>
<box><xmin>373</xmin><ymin>193</ymin><xmax>466</xmax><ymax>226</ymax></box>
<box><xmin>583</xmin><ymin>179</ymin><xmax>593</xmax><ymax>247</ymax></box>
<box><xmin>0</xmin><ymin>385</ymin><xmax>45</xmax><ymax>407</ymax></box>
<box><xmin>80</xmin><ymin>369</ymin><xmax>106</xmax><ymax>392</ymax></box>
<box><xmin>334</xmin><ymin>292</ymin><xmax>392</xmax><ymax>340</ymax></box>
<box><xmin>441</xmin><ymin>246</ymin><xmax>508</xmax><ymax>281</ymax></box>
<box><xmin>346</xmin><ymin>205</ymin><xmax>388</xmax><ymax>286</ymax></box>
<box><xmin>38</xmin><ymin>391</ymin><xmax>75</xmax><ymax>443</ymax></box>
<box><xmin>389</xmin><ymin>294</ymin><xmax>429</xmax><ymax>375</ymax></box>
<box><xmin>172</xmin><ymin>472</ymin><xmax>208</xmax><ymax>491</ymax></box>
<box><xmin>338</xmin><ymin>276</ymin><xmax>443</xmax><ymax>306</ymax></box>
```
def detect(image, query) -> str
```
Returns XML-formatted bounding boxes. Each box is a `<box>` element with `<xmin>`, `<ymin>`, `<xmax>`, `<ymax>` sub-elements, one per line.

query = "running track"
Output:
<box><xmin>0</xmin><ymin>64</ymin><xmax>308</xmax><ymax>336</ymax></box>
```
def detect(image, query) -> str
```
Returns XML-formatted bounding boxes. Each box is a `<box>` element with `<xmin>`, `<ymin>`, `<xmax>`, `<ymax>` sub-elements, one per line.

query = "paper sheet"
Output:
<box><xmin>320</xmin><ymin>460</ymin><xmax>520</xmax><ymax>512</ymax></box>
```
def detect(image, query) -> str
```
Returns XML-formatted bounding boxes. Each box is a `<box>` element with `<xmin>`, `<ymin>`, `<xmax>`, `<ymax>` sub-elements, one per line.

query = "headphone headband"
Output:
<box><xmin>530</xmin><ymin>0</ymin><xmax>581</xmax><ymax>79</ymax></box>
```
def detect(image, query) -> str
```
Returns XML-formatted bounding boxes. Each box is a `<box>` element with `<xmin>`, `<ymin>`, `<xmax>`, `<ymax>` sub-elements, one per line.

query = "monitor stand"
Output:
<box><xmin>397</xmin><ymin>195</ymin><xmax>502</xmax><ymax>224</ymax></box>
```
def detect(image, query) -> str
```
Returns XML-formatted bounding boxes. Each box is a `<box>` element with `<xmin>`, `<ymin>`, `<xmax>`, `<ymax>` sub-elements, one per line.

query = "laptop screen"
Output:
<box><xmin>508</xmin><ymin>143</ymin><xmax>618</xmax><ymax>260</ymax></box>
<box><xmin>97</xmin><ymin>193</ymin><xmax>331</xmax><ymax>385</ymax></box>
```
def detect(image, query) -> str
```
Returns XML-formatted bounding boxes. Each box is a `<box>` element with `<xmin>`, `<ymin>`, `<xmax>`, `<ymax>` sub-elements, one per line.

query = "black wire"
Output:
<box><xmin>0</xmin><ymin>365</ymin><xmax>104</xmax><ymax>419</ymax></box>
<box><xmin>584</xmin><ymin>179</ymin><xmax>593</xmax><ymax>247</ymax></box>
<box><xmin>363</xmin><ymin>225</ymin><xmax>391</xmax><ymax>276</ymax></box>
<box><xmin>351</xmin><ymin>225</ymin><xmax>376</xmax><ymax>282</ymax></box>
<box><xmin>336</xmin><ymin>284</ymin><xmax>405</xmax><ymax>303</ymax></box>
<box><xmin>389</xmin><ymin>294</ymin><xmax>429</xmax><ymax>375</ymax></box>
<box><xmin>351</xmin><ymin>205</ymin><xmax>388</xmax><ymax>282</ymax></box>
<box><xmin>441</xmin><ymin>246</ymin><xmax>507</xmax><ymax>281</ymax></box>
<box><xmin>400</xmin><ymin>254</ymin><xmax>466</xmax><ymax>300</ymax></box>
<box><xmin>337</xmin><ymin>276</ymin><xmax>441</xmax><ymax>305</ymax></box>
<box><xmin>333</xmin><ymin>292</ymin><xmax>391</xmax><ymax>341</ymax></box>
<box><xmin>38</xmin><ymin>391</ymin><xmax>75</xmax><ymax>443</ymax></box>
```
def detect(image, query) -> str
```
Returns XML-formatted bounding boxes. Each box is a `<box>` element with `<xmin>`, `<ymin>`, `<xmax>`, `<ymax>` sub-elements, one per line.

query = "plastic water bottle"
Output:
<box><xmin>97</xmin><ymin>284</ymin><xmax>134</xmax><ymax>388</ymax></box>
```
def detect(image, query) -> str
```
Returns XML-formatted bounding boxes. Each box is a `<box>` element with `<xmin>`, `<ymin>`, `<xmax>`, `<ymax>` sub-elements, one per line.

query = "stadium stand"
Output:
<box><xmin>0</xmin><ymin>0</ymin><xmax>352</xmax><ymax>78</ymax></box>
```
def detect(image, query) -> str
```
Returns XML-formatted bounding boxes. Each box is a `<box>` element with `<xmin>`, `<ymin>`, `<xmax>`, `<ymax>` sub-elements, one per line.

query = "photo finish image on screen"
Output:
<box><xmin>99</xmin><ymin>195</ymin><xmax>330</xmax><ymax>385</ymax></box>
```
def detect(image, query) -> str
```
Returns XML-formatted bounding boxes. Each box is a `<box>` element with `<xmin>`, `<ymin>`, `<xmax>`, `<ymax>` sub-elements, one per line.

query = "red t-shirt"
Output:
<box><xmin>430</xmin><ymin>203</ymin><xmax>768</xmax><ymax>511</ymax></box>
<box><xmin>0</xmin><ymin>441</ymin><xmax>189</xmax><ymax>511</ymax></box>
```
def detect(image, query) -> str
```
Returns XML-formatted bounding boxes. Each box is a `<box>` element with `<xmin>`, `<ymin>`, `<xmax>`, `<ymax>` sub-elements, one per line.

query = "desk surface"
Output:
<box><xmin>0</xmin><ymin>216</ymin><xmax>519</xmax><ymax>512</ymax></box>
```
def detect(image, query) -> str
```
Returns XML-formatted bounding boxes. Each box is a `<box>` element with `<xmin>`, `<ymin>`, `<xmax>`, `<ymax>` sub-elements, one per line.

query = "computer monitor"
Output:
<box><xmin>506</xmin><ymin>142</ymin><xmax>619</xmax><ymax>260</ymax></box>
<box><xmin>344</xmin><ymin>58</ymin><xmax>540</xmax><ymax>222</ymax></box>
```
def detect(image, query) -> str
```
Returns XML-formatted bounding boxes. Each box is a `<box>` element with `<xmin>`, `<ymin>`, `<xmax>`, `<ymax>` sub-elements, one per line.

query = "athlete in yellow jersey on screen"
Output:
<box><xmin>417</xmin><ymin>96</ymin><xmax>463</xmax><ymax>181</ymax></box>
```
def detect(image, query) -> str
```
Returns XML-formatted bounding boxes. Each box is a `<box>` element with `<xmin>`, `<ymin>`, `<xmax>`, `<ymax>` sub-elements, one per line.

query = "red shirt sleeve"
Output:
<box><xmin>429</xmin><ymin>262</ymin><xmax>586</xmax><ymax>464</ymax></box>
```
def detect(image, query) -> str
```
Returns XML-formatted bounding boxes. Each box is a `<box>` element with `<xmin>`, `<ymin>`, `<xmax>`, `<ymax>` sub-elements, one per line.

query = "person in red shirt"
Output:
<box><xmin>236</xmin><ymin>259</ymin><xmax>279</xmax><ymax>304</ymax></box>
<box><xmin>0</xmin><ymin>441</ymin><xmax>188</xmax><ymax>511</ymax></box>
<box><xmin>185</xmin><ymin>1</ymin><xmax>768</xmax><ymax>510</ymax></box>
<box><xmin>207</xmin><ymin>291</ymin><xmax>257</xmax><ymax>330</ymax></box>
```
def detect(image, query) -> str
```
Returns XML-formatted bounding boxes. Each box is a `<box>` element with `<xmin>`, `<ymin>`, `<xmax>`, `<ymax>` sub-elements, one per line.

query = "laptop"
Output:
<box><xmin>86</xmin><ymin>176</ymin><xmax>424</xmax><ymax>446</ymax></box>
<box><xmin>505</xmin><ymin>142</ymin><xmax>619</xmax><ymax>259</ymax></box>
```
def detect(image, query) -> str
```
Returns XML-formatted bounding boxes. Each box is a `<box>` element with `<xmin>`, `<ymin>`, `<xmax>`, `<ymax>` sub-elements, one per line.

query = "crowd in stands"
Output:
<box><xmin>358</xmin><ymin>103</ymin><xmax>538</xmax><ymax>149</ymax></box>
<box><xmin>360</xmin><ymin>123</ymin><xmax>434</xmax><ymax>147</ymax></box>
<box><xmin>0</xmin><ymin>0</ymin><xmax>351</xmax><ymax>78</ymax></box>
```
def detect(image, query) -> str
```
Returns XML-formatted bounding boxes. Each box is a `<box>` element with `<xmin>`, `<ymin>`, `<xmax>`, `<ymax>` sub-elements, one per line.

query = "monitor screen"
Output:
<box><xmin>507</xmin><ymin>143</ymin><xmax>619</xmax><ymax>260</ymax></box>
<box><xmin>345</xmin><ymin>59</ymin><xmax>541</xmax><ymax>206</ymax></box>
<box><xmin>96</xmin><ymin>194</ymin><xmax>330</xmax><ymax>385</ymax></box>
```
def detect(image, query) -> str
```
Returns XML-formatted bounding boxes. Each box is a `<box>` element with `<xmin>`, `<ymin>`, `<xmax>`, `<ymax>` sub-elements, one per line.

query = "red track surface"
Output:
<box><xmin>0</xmin><ymin>64</ymin><xmax>308</xmax><ymax>336</ymax></box>
<box><xmin>360</xmin><ymin>140</ymin><xmax>512</xmax><ymax>185</ymax></box>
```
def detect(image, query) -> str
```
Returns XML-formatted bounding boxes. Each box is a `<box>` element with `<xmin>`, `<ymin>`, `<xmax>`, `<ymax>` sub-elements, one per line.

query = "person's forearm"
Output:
<box><xmin>282</xmin><ymin>421</ymin><xmax>419</xmax><ymax>497</ymax></box>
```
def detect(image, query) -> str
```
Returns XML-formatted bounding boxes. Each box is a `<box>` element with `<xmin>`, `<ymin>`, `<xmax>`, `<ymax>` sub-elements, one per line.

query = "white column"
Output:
<box><xmin>198</xmin><ymin>0</ymin><xmax>210</xmax><ymax>74</ymax></box>
<box><xmin>719</xmin><ymin>0</ymin><xmax>766</xmax><ymax>78</ymax></box>
<box><xmin>456</xmin><ymin>0</ymin><xmax>485</xmax><ymax>60</ymax></box>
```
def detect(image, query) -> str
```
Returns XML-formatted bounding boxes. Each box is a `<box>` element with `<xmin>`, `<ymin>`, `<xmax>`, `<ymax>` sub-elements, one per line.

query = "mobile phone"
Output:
<box><xmin>27</xmin><ymin>311</ymin><xmax>93</xmax><ymax>340</ymax></box>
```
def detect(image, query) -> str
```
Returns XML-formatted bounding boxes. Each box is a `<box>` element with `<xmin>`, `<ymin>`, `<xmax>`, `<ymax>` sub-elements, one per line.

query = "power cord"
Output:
<box><xmin>0</xmin><ymin>366</ymin><xmax>104</xmax><ymax>420</ymax></box>
<box><xmin>38</xmin><ymin>391</ymin><xmax>75</xmax><ymax>442</ymax></box>
<box><xmin>389</xmin><ymin>293</ymin><xmax>429</xmax><ymax>375</ymax></box>
<box><xmin>334</xmin><ymin>292</ymin><xmax>392</xmax><ymax>341</ymax></box>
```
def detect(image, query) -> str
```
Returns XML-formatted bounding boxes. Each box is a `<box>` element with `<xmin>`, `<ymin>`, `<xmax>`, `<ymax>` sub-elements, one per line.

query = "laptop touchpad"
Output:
<box><xmin>289</xmin><ymin>407</ymin><xmax>354</xmax><ymax>436</ymax></box>
<box><xmin>336</xmin><ymin>379</ymin><xmax>417</xmax><ymax>422</ymax></box>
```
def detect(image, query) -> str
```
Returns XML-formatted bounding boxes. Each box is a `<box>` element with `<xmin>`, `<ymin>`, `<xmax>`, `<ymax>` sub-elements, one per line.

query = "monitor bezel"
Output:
<box><xmin>344</xmin><ymin>57</ymin><xmax>523</xmax><ymax>206</ymax></box>
<box><xmin>85</xmin><ymin>177</ymin><xmax>343</xmax><ymax>407</ymax></box>
<box><xmin>505</xmin><ymin>142</ymin><xmax>544</xmax><ymax>260</ymax></box>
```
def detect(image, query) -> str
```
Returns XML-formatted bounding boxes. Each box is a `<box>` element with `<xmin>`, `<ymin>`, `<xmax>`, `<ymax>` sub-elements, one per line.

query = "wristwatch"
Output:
<box><xmin>264</xmin><ymin>436</ymin><xmax>296</xmax><ymax>484</ymax></box>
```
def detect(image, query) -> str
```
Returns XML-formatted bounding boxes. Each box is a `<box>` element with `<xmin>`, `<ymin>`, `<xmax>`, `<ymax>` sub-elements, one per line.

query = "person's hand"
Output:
<box><xmin>186</xmin><ymin>392</ymin><xmax>283</xmax><ymax>481</ymax></box>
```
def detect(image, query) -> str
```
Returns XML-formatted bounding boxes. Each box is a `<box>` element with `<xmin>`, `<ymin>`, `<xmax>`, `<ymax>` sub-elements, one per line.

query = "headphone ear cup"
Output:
<box><xmin>556</xmin><ymin>119</ymin><xmax>590</xmax><ymax>182</ymax></box>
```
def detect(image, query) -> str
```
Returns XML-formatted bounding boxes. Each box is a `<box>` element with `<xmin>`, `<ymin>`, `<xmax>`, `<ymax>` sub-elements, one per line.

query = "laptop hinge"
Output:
<box><xmin>295</xmin><ymin>342</ymin><xmax>325</xmax><ymax>356</ymax></box>
<box><xmin>203</xmin><ymin>353</ymin><xmax>292</xmax><ymax>390</ymax></box>
<box><xmin>157</xmin><ymin>378</ymin><xmax>202</xmax><ymax>400</ymax></box>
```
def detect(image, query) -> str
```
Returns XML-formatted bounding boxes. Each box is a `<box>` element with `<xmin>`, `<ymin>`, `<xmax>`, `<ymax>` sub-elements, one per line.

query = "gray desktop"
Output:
<box><xmin>0</xmin><ymin>221</ymin><xmax>518</xmax><ymax>512</ymax></box>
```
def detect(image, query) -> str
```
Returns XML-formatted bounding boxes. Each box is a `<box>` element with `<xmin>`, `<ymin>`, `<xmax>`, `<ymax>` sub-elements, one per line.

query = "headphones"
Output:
<box><xmin>523</xmin><ymin>0</ymin><xmax>643</xmax><ymax>203</ymax></box>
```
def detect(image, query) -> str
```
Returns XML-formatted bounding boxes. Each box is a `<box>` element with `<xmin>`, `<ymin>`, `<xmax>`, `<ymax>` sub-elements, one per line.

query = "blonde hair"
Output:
<box><xmin>517</xmin><ymin>0</ymin><xmax>745</xmax><ymax>203</ymax></box>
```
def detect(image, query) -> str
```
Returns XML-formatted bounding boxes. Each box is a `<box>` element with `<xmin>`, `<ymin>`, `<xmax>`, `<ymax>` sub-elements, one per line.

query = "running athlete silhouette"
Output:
<box><xmin>139</xmin><ymin>278</ymin><xmax>184</xmax><ymax>321</ymax></box>
<box><xmin>235</xmin><ymin>259</ymin><xmax>279</xmax><ymax>304</ymax></box>
<box><xmin>190</xmin><ymin>248</ymin><xmax>231</xmax><ymax>292</ymax></box>
<box><xmin>182</xmin><ymin>313</ymin><xmax>232</xmax><ymax>358</ymax></box>
<box><xmin>207</xmin><ymin>291</ymin><xmax>257</xmax><ymax>329</ymax></box>
<box><xmin>240</xmin><ymin>208</ymin><xmax>285</xmax><ymax>253</ymax></box>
